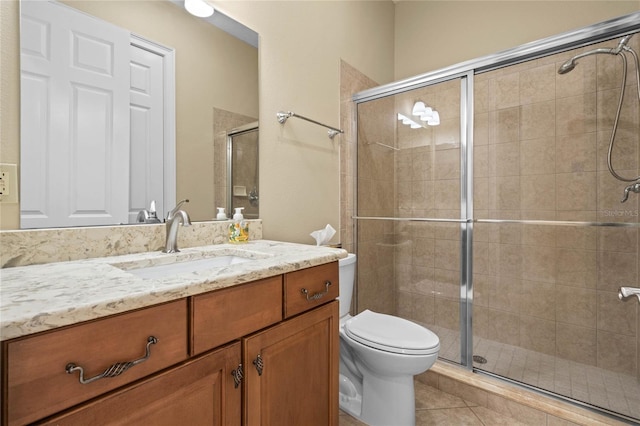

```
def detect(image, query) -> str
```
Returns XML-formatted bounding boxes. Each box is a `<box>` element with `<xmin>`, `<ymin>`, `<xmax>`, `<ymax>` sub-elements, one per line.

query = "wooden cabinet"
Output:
<box><xmin>243</xmin><ymin>301</ymin><xmax>339</xmax><ymax>426</ymax></box>
<box><xmin>40</xmin><ymin>342</ymin><xmax>242</xmax><ymax>426</ymax></box>
<box><xmin>2</xmin><ymin>261</ymin><xmax>339</xmax><ymax>426</ymax></box>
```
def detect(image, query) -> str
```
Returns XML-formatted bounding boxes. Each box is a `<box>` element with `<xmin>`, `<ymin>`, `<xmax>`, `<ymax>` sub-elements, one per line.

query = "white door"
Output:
<box><xmin>128</xmin><ymin>43</ymin><xmax>166</xmax><ymax>223</ymax></box>
<box><xmin>20</xmin><ymin>0</ymin><xmax>130</xmax><ymax>228</ymax></box>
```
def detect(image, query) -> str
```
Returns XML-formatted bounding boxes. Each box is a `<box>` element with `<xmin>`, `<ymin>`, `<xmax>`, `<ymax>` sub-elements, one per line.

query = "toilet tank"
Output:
<box><xmin>338</xmin><ymin>253</ymin><xmax>356</xmax><ymax>318</ymax></box>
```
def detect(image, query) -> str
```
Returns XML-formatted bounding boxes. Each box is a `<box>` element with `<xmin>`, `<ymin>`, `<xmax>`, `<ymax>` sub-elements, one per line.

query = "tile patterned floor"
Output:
<box><xmin>338</xmin><ymin>380</ymin><xmax>530</xmax><ymax>426</ymax></box>
<box><xmin>430</xmin><ymin>325</ymin><xmax>640</xmax><ymax>421</ymax></box>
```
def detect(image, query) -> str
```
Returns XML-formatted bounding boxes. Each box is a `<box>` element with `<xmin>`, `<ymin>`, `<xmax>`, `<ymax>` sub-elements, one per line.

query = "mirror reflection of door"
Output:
<box><xmin>227</xmin><ymin>123</ymin><xmax>259</xmax><ymax>219</ymax></box>
<box><xmin>20</xmin><ymin>1</ymin><xmax>174</xmax><ymax>228</ymax></box>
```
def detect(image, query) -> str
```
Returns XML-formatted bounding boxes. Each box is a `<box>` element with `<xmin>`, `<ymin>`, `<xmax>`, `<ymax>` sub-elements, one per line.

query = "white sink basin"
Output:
<box><xmin>114</xmin><ymin>250</ymin><xmax>262</xmax><ymax>280</ymax></box>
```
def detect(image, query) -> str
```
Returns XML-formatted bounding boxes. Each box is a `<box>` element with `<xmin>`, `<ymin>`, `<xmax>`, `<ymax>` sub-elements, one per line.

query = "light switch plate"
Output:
<box><xmin>0</xmin><ymin>163</ymin><xmax>19</xmax><ymax>203</ymax></box>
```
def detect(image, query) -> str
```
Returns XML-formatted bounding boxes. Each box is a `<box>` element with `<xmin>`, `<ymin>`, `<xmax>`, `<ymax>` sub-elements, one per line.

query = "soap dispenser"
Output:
<box><xmin>229</xmin><ymin>207</ymin><xmax>249</xmax><ymax>243</ymax></box>
<box><xmin>216</xmin><ymin>207</ymin><xmax>227</xmax><ymax>220</ymax></box>
<box><xmin>233</xmin><ymin>207</ymin><xmax>244</xmax><ymax>221</ymax></box>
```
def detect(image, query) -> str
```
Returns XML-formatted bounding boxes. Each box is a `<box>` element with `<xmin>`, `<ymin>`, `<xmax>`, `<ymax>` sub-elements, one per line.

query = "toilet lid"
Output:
<box><xmin>344</xmin><ymin>310</ymin><xmax>440</xmax><ymax>355</ymax></box>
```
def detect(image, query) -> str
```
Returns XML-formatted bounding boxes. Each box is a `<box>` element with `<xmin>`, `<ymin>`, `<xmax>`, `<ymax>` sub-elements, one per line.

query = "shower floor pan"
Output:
<box><xmin>427</xmin><ymin>324</ymin><xmax>640</xmax><ymax>422</ymax></box>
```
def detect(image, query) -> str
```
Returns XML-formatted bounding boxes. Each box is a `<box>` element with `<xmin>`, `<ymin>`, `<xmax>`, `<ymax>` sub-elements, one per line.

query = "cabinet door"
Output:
<box><xmin>40</xmin><ymin>342</ymin><xmax>242</xmax><ymax>426</ymax></box>
<box><xmin>243</xmin><ymin>301</ymin><xmax>339</xmax><ymax>426</ymax></box>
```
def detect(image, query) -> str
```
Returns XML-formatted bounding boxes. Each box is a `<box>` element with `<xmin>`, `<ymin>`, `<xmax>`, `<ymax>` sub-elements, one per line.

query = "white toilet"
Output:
<box><xmin>338</xmin><ymin>253</ymin><xmax>440</xmax><ymax>426</ymax></box>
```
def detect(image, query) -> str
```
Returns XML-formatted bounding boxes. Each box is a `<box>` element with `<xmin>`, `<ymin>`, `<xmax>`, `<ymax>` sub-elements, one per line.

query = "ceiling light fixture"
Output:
<box><xmin>184</xmin><ymin>0</ymin><xmax>214</xmax><ymax>18</ymax></box>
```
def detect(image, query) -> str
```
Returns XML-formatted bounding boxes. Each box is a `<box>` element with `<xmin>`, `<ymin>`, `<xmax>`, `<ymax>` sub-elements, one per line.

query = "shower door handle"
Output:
<box><xmin>618</xmin><ymin>287</ymin><xmax>640</xmax><ymax>302</ymax></box>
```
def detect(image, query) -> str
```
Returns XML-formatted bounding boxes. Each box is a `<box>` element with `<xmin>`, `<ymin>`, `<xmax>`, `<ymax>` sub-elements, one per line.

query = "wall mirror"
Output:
<box><xmin>19</xmin><ymin>0</ymin><xmax>259</xmax><ymax>229</ymax></box>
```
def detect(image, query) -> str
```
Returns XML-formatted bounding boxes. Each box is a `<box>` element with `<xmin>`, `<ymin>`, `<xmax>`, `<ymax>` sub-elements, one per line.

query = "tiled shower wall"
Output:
<box><xmin>348</xmin><ymin>33</ymin><xmax>640</xmax><ymax>385</ymax></box>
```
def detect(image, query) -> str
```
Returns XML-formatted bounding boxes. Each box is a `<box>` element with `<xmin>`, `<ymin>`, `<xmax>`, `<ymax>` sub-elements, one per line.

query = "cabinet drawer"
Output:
<box><xmin>192</xmin><ymin>276</ymin><xmax>283</xmax><ymax>355</ymax></box>
<box><xmin>5</xmin><ymin>300</ymin><xmax>188</xmax><ymax>426</ymax></box>
<box><xmin>40</xmin><ymin>342</ymin><xmax>242</xmax><ymax>426</ymax></box>
<box><xmin>284</xmin><ymin>261</ymin><xmax>339</xmax><ymax>318</ymax></box>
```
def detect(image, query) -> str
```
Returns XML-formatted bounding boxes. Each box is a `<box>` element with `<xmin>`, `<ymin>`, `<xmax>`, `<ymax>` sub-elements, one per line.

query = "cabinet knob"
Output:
<box><xmin>253</xmin><ymin>354</ymin><xmax>264</xmax><ymax>376</ymax></box>
<box><xmin>231</xmin><ymin>363</ymin><xmax>243</xmax><ymax>388</ymax></box>
<box><xmin>66</xmin><ymin>336</ymin><xmax>158</xmax><ymax>385</ymax></box>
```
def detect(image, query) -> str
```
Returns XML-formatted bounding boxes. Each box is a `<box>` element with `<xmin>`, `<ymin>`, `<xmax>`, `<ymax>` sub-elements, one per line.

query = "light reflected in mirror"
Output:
<box><xmin>18</xmin><ymin>0</ymin><xmax>258</xmax><ymax>229</ymax></box>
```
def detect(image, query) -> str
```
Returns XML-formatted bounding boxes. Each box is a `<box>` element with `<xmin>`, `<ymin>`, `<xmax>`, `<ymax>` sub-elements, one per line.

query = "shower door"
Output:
<box><xmin>227</xmin><ymin>124</ymin><xmax>259</xmax><ymax>219</ymax></box>
<box><xmin>355</xmin><ymin>76</ymin><xmax>467</xmax><ymax>366</ymax></box>
<box><xmin>471</xmin><ymin>37</ymin><xmax>640</xmax><ymax>421</ymax></box>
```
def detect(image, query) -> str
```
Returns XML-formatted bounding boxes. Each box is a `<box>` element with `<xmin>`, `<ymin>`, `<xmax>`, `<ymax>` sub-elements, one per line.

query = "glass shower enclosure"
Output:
<box><xmin>227</xmin><ymin>123</ymin><xmax>259</xmax><ymax>219</ymax></box>
<box><xmin>353</xmin><ymin>13</ymin><xmax>640</xmax><ymax>423</ymax></box>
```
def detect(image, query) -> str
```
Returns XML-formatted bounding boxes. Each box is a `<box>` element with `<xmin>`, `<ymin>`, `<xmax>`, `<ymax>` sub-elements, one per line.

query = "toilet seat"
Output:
<box><xmin>344</xmin><ymin>310</ymin><xmax>440</xmax><ymax>355</ymax></box>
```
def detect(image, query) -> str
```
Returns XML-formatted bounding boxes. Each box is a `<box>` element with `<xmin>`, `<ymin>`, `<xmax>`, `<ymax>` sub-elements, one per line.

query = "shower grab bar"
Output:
<box><xmin>276</xmin><ymin>111</ymin><xmax>344</xmax><ymax>139</ymax></box>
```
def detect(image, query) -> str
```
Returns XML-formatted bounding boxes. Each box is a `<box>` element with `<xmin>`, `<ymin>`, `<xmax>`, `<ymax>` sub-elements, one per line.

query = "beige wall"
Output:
<box><xmin>394</xmin><ymin>1</ymin><xmax>640</xmax><ymax>80</ymax></box>
<box><xmin>0</xmin><ymin>1</ymin><xmax>20</xmax><ymax>229</ymax></box>
<box><xmin>212</xmin><ymin>1</ymin><xmax>395</xmax><ymax>244</ymax></box>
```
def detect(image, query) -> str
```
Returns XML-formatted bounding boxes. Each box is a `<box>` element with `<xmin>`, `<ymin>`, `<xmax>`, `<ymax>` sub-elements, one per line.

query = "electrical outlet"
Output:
<box><xmin>0</xmin><ymin>163</ymin><xmax>19</xmax><ymax>203</ymax></box>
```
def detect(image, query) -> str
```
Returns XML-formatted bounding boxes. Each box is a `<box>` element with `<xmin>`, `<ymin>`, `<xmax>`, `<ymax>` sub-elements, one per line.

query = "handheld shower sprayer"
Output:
<box><xmin>558</xmin><ymin>34</ymin><xmax>640</xmax><ymax>203</ymax></box>
<box><xmin>557</xmin><ymin>34</ymin><xmax>634</xmax><ymax>73</ymax></box>
<box><xmin>557</xmin><ymin>49</ymin><xmax>606</xmax><ymax>74</ymax></box>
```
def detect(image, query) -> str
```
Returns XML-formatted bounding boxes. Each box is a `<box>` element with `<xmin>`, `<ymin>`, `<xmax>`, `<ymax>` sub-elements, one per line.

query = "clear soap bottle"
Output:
<box><xmin>229</xmin><ymin>207</ymin><xmax>249</xmax><ymax>243</ymax></box>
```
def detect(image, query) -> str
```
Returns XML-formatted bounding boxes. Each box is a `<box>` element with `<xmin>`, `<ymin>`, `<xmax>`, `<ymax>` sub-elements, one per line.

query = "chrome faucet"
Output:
<box><xmin>137</xmin><ymin>200</ymin><xmax>162</xmax><ymax>223</ymax></box>
<box><xmin>163</xmin><ymin>199</ymin><xmax>191</xmax><ymax>253</ymax></box>
<box><xmin>136</xmin><ymin>209</ymin><xmax>150</xmax><ymax>223</ymax></box>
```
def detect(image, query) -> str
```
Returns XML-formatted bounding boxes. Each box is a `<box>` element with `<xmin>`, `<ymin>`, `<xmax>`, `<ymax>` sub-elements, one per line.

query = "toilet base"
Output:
<box><xmin>338</xmin><ymin>374</ymin><xmax>362</xmax><ymax>418</ymax></box>
<box><xmin>338</xmin><ymin>370</ymin><xmax>416</xmax><ymax>426</ymax></box>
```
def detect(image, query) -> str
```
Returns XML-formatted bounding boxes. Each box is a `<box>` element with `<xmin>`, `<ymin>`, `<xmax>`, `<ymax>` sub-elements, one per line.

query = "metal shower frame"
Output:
<box><xmin>351</xmin><ymin>8</ymin><xmax>640</xmax><ymax>408</ymax></box>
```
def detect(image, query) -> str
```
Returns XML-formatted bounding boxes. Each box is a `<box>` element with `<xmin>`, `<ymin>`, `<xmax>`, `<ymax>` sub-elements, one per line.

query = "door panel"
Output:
<box><xmin>129</xmin><ymin>45</ymin><xmax>165</xmax><ymax>222</ymax></box>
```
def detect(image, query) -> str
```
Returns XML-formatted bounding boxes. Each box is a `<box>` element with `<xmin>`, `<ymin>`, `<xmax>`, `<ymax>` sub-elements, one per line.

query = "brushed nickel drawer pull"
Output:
<box><xmin>231</xmin><ymin>363</ymin><xmax>243</xmax><ymax>388</ymax></box>
<box><xmin>66</xmin><ymin>336</ymin><xmax>158</xmax><ymax>385</ymax></box>
<box><xmin>301</xmin><ymin>280</ymin><xmax>332</xmax><ymax>301</ymax></box>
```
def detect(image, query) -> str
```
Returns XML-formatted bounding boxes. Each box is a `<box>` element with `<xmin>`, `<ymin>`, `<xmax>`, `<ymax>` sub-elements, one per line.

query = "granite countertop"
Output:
<box><xmin>0</xmin><ymin>240</ymin><xmax>347</xmax><ymax>342</ymax></box>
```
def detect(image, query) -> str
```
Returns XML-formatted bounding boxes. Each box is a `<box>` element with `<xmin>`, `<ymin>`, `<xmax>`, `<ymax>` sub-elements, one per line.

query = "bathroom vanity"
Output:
<box><xmin>0</xmin><ymin>241</ymin><xmax>343</xmax><ymax>425</ymax></box>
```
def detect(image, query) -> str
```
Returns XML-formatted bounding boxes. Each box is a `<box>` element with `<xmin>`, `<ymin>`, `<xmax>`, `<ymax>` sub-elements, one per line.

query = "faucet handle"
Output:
<box><xmin>619</xmin><ymin>286</ymin><xmax>640</xmax><ymax>302</ymax></box>
<box><xmin>621</xmin><ymin>182</ymin><xmax>640</xmax><ymax>203</ymax></box>
<box><xmin>167</xmin><ymin>199</ymin><xmax>189</xmax><ymax>220</ymax></box>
